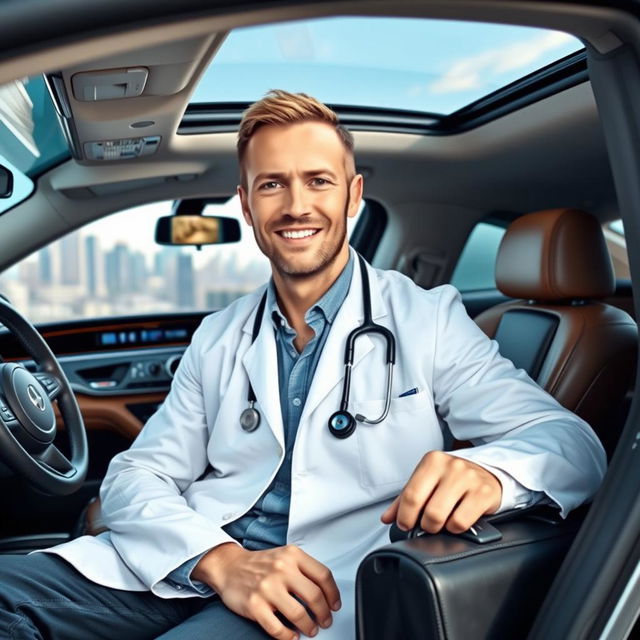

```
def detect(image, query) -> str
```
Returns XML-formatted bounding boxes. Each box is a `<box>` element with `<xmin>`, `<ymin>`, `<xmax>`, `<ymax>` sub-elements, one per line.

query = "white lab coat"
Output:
<box><xmin>43</xmin><ymin>254</ymin><xmax>606</xmax><ymax>639</ymax></box>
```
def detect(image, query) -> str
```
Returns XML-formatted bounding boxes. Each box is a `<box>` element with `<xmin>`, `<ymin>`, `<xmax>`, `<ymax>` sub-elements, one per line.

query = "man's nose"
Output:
<box><xmin>285</xmin><ymin>181</ymin><xmax>309</xmax><ymax>217</ymax></box>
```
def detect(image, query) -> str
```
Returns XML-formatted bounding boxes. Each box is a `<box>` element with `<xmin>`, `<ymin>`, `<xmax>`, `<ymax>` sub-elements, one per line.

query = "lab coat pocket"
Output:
<box><xmin>354</xmin><ymin>390</ymin><xmax>442</xmax><ymax>489</ymax></box>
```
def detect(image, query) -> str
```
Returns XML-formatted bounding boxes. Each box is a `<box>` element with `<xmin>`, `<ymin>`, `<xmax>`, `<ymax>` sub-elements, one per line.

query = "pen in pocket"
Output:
<box><xmin>399</xmin><ymin>387</ymin><xmax>418</xmax><ymax>398</ymax></box>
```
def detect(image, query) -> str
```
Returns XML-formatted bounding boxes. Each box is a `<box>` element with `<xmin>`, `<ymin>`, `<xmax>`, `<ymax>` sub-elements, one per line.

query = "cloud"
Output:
<box><xmin>429</xmin><ymin>31</ymin><xmax>576</xmax><ymax>95</ymax></box>
<box><xmin>276</xmin><ymin>23</ymin><xmax>316</xmax><ymax>61</ymax></box>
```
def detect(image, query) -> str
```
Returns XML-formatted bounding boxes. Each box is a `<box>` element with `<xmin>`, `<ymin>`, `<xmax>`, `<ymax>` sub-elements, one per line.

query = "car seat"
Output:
<box><xmin>473</xmin><ymin>207</ymin><xmax>637</xmax><ymax>458</ymax></box>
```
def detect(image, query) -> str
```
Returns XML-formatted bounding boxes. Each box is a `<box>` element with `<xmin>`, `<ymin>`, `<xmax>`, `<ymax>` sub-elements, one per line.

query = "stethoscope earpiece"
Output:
<box><xmin>328</xmin><ymin>411</ymin><xmax>357</xmax><ymax>439</ymax></box>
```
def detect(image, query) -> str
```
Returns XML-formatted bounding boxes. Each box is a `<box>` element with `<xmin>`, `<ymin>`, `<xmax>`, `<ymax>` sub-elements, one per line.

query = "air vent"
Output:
<box><xmin>165</xmin><ymin>355</ymin><xmax>181</xmax><ymax>378</ymax></box>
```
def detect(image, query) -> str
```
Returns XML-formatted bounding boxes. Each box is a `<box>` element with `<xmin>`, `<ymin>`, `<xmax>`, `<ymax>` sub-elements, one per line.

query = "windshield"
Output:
<box><xmin>191</xmin><ymin>16</ymin><xmax>583</xmax><ymax>114</ymax></box>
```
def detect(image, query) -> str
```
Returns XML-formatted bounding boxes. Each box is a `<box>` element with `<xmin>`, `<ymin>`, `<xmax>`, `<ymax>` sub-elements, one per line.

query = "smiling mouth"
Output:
<box><xmin>277</xmin><ymin>229</ymin><xmax>320</xmax><ymax>239</ymax></box>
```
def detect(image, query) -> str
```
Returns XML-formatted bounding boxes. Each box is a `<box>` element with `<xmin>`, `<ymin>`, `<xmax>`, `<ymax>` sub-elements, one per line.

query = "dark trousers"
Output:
<box><xmin>0</xmin><ymin>554</ymin><xmax>270</xmax><ymax>639</ymax></box>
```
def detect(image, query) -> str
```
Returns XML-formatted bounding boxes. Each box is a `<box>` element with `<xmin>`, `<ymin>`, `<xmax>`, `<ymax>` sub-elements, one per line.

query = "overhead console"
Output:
<box><xmin>44</xmin><ymin>32</ymin><xmax>227</xmax><ymax>164</ymax></box>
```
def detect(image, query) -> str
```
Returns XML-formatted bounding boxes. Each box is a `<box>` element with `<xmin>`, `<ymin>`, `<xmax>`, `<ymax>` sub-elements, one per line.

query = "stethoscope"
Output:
<box><xmin>239</xmin><ymin>254</ymin><xmax>396</xmax><ymax>439</ymax></box>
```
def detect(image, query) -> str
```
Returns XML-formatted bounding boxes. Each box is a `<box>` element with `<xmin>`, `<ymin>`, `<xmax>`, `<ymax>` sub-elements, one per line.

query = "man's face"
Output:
<box><xmin>238</xmin><ymin>121</ymin><xmax>362</xmax><ymax>280</ymax></box>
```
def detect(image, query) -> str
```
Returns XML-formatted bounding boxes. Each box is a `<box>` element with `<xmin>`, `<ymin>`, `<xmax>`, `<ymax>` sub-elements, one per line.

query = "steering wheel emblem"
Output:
<box><xmin>27</xmin><ymin>384</ymin><xmax>45</xmax><ymax>411</ymax></box>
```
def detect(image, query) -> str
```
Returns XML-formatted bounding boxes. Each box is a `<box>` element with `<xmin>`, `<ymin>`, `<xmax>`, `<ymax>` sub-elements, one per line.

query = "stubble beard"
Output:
<box><xmin>253</xmin><ymin>197</ymin><xmax>350</xmax><ymax>280</ymax></box>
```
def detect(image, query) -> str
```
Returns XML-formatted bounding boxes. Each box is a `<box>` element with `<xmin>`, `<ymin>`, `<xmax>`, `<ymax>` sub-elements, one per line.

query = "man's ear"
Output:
<box><xmin>347</xmin><ymin>174</ymin><xmax>364</xmax><ymax>219</ymax></box>
<box><xmin>237</xmin><ymin>184</ymin><xmax>253</xmax><ymax>227</ymax></box>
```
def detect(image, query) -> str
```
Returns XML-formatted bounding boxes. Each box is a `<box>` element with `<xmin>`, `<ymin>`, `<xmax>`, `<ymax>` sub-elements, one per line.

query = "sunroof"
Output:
<box><xmin>191</xmin><ymin>16</ymin><xmax>584</xmax><ymax>115</ymax></box>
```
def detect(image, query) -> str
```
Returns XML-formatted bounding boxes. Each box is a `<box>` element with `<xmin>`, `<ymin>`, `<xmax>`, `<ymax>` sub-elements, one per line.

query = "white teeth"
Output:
<box><xmin>281</xmin><ymin>229</ymin><xmax>318</xmax><ymax>239</ymax></box>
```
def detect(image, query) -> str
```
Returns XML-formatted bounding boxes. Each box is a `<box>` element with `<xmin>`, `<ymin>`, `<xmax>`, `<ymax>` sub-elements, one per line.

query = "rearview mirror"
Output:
<box><xmin>155</xmin><ymin>214</ymin><xmax>241</xmax><ymax>246</ymax></box>
<box><xmin>0</xmin><ymin>165</ymin><xmax>14</xmax><ymax>198</ymax></box>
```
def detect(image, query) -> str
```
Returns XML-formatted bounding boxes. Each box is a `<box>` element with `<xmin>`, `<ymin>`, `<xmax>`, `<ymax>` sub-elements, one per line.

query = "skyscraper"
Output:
<box><xmin>85</xmin><ymin>236</ymin><xmax>97</xmax><ymax>296</ymax></box>
<box><xmin>130</xmin><ymin>251</ymin><xmax>148</xmax><ymax>293</ymax></box>
<box><xmin>176</xmin><ymin>252</ymin><xmax>194</xmax><ymax>308</ymax></box>
<box><xmin>59</xmin><ymin>233</ymin><xmax>83</xmax><ymax>286</ymax></box>
<box><xmin>37</xmin><ymin>246</ymin><xmax>52</xmax><ymax>284</ymax></box>
<box><xmin>105</xmin><ymin>243</ymin><xmax>131</xmax><ymax>295</ymax></box>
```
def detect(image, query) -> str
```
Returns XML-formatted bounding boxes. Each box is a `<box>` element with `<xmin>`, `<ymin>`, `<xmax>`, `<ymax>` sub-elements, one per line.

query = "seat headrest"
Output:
<box><xmin>496</xmin><ymin>208</ymin><xmax>615</xmax><ymax>301</ymax></box>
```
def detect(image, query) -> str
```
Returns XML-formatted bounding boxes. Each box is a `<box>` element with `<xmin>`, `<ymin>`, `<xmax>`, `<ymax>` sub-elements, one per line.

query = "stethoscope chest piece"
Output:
<box><xmin>328</xmin><ymin>411</ymin><xmax>356</xmax><ymax>439</ymax></box>
<box><xmin>240</xmin><ymin>405</ymin><xmax>260</xmax><ymax>432</ymax></box>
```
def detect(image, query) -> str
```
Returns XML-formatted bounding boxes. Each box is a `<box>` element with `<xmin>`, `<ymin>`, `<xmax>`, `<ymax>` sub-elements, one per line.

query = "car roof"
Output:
<box><xmin>0</xmin><ymin>1</ymin><xmax>628</xmax><ymax>274</ymax></box>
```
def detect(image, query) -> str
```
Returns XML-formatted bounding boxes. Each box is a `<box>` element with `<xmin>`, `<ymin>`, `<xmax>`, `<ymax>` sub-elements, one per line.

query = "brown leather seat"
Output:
<box><xmin>474</xmin><ymin>207</ymin><xmax>637</xmax><ymax>458</ymax></box>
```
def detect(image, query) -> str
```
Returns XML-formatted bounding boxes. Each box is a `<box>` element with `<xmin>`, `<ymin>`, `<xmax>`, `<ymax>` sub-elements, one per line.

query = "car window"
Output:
<box><xmin>604</xmin><ymin>219</ymin><xmax>630</xmax><ymax>279</ymax></box>
<box><xmin>0</xmin><ymin>75</ymin><xmax>69</xmax><ymax>177</ymax></box>
<box><xmin>0</xmin><ymin>195</ymin><xmax>364</xmax><ymax>323</ymax></box>
<box><xmin>450</xmin><ymin>221</ymin><xmax>506</xmax><ymax>292</ymax></box>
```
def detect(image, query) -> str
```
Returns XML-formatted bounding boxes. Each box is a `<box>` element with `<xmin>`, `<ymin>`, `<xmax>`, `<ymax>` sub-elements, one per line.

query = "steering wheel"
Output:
<box><xmin>0</xmin><ymin>297</ymin><xmax>88</xmax><ymax>495</ymax></box>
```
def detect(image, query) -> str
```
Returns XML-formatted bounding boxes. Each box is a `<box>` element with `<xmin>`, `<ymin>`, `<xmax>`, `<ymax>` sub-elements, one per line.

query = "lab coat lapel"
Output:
<box><xmin>300</xmin><ymin>254</ymin><xmax>386</xmax><ymax>424</ymax></box>
<box><xmin>241</xmin><ymin>294</ymin><xmax>284</xmax><ymax>449</ymax></box>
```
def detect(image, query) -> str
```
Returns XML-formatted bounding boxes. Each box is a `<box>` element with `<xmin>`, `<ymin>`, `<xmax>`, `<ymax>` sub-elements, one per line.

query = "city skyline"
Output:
<box><xmin>0</xmin><ymin>227</ymin><xmax>271</xmax><ymax>324</ymax></box>
<box><xmin>0</xmin><ymin>197</ymin><xmax>363</xmax><ymax>324</ymax></box>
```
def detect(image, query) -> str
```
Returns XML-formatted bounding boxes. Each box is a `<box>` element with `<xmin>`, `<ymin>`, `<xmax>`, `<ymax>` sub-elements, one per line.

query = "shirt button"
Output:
<box><xmin>292</xmin><ymin>397</ymin><xmax>301</xmax><ymax>407</ymax></box>
<box><xmin>222</xmin><ymin>512</ymin><xmax>234</xmax><ymax>521</ymax></box>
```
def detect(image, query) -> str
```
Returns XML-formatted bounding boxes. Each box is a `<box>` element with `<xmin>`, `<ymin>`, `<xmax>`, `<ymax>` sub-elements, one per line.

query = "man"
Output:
<box><xmin>0</xmin><ymin>90</ymin><xmax>606</xmax><ymax>640</ymax></box>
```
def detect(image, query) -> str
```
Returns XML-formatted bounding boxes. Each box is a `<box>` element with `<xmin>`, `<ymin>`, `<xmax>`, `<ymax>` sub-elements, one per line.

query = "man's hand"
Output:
<box><xmin>380</xmin><ymin>451</ymin><xmax>503</xmax><ymax>534</ymax></box>
<box><xmin>192</xmin><ymin>542</ymin><xmax>341</xmax><ymax>640</ymax></box>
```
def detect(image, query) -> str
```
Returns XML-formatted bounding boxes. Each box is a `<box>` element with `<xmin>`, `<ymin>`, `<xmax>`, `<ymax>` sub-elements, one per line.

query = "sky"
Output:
<box><xmin>192</xmin><ymin>16</ymin><xmax>583</xmax><ymax>114</ymax></box>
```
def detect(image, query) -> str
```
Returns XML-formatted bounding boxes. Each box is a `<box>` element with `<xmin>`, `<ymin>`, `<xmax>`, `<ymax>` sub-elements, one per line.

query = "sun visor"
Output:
<box><xmin>72</xmin><ymin>68</ymin><xmax>148</xmax><ymax>102</ymax></box>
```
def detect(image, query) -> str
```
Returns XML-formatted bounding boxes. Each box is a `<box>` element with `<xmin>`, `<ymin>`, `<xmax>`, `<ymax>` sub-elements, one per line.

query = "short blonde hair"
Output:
<box><xmin>237</xmin><ymin>89</ymin><xmax>354</xmax><ymax>185</ymax></box>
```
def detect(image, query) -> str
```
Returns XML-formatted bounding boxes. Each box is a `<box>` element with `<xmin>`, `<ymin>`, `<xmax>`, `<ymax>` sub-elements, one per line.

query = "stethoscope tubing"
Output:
<box><xmin>241</xmin><ymin>253</ymin><xmax>396</xmax><ymax>437</ymax></box>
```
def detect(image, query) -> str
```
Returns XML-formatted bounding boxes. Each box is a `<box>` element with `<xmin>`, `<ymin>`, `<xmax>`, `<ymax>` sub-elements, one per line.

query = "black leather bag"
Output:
<box><xmin>356</xmin><ymin>507</ymin><xmax>585</xmax><ymax>640</ymax></box>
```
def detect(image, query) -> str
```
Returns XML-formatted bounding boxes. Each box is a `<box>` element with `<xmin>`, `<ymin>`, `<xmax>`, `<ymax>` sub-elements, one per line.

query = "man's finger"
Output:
<box><xmin>297</xmin><ymin>552</ymin><xmax>341</xmax><ymax>612</ymax></box>
<box><xmin>253</xmin><ymin>602</ymin><xmax>300</xmax><ymax>640</ymax></box>
<box><xmin>288</xmin><ymin>573</ymin><xmax>333</xmax><ymax>630</ymax></box>
<box><xmin>420</xmin><ymin>482</ymin><xmax>467</xmax><ymax>534</ymax></box>
<box><xmin>394</xmin><ymin>453</ymin><xmax>447</xmax><ymax>531</ymax></box>
<box><xmin>271</xmin><ymin>586</ymin><xmax>318</xmax><ymax>638</ymax></box>
<box><xmin>380</xmin><ymin>495</ymin><xmax>400</xmax><ymax>523</ymax></box>
<box><xmin>418</xmin><ymin>460</ymin><xmax>478</xmax><ymax>533</ymax></box>
<box><xmin>445</xmin><ymin>487</ymin><xmax>501</xmax><ymax>534</ymax></box>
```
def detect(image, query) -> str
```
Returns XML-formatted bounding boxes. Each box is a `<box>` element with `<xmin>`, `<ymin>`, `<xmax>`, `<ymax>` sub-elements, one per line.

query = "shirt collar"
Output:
<box><xmin>267</xmin><ymin>252</ymin><xmax>355</xmax><ymax>330</ymax></box>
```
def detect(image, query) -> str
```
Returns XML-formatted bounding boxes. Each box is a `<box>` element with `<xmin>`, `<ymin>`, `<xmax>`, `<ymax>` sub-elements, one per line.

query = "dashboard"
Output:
<box><xmin>0</xmin><ymin>312</ymin><xmax>206</xmax><ymax>359</ymax></box>
<box><xmin>0</xmin><ymin>312</ymin><xmax>210</xmax><ymax>433</ymax></box>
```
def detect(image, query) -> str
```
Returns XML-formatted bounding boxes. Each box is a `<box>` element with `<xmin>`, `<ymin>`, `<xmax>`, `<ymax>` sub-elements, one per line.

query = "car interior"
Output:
<box><xmin>0</xmin><ymin>0</ymin><xmax>639</xmax><ymax>638</ymax></box>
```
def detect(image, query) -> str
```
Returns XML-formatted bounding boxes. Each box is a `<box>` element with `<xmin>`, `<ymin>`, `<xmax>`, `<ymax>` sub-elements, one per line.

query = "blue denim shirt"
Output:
<box><xmin>166</xmin><ymin>255</ymin><xmax>354</xmax><ymax>593</ymax></box>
